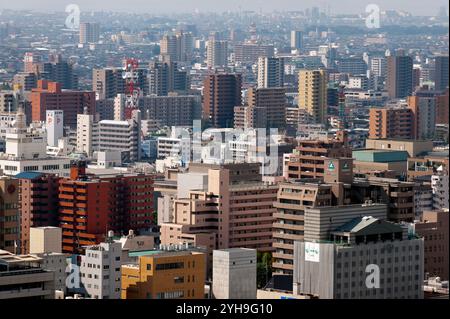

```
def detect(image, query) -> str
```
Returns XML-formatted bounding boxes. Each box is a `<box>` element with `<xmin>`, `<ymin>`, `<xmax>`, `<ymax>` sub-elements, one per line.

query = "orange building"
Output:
<box><xmin>368</xmin><ymin>107</ymin><xmax>414</xmax><ymax>140</ymax></box>
<box><xmin>121</xmin><ymin>250</ymin><xmax>206</xmax><ymax>299</ymax></box>
<box><xmin>30</xmin><ymin>80</ymin><xmax>95</xmax><ymax>128</ymax></box>
<box><xmin>59</xmin><ymin>162</ymin><xmax>155</xmax><ymax>254</ymax></box>
<box><xmin>285</xmin><ymin>131</ymin><xmax>351</xmax><ymax>180</ymax></box>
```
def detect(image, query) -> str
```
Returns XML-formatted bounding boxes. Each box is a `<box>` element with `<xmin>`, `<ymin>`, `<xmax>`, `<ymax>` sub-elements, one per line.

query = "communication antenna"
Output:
<box><xmin>122</xmin><ymin>58</ymin><xmax>140</xmax><ymax>120</ymax></box>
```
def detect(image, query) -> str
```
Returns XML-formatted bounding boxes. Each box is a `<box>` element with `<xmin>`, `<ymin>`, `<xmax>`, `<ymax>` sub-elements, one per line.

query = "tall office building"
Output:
<box><xmin>273</xmin><ymin>181</ymin><xmax>387</xmax><ymax>275</ymax></box>
<box><xmin>206</xmin><ymin>40</ymin><xmax>228</xmax><ymax>68</ymax></box>
<box><xmin>148</xmin><ymin>60</ymin><xmax>189</xmax><ymax>96</ymax></box>
<box><xmin>293</xmin><ymin>217</ymin><xmax>424</xmax><ymax>299</ymax></box>
<box><xmin>203</xmin><ymin>73</ymin><xmax>242</xmax><ymax>128</ymax></box>
<box><xmin>290</xmin><ymin>31</ymin><xmax>303</xmax><ymax>50</ymax></box>
<box><xmin>298</xmin><ymin>69</ymin><xmax>328</xmax><ymax>126</ymax></box>
<box><xmin>160</xmin><ymin>32</ymin><xmax>193</xmax><ymax>63</ymax></box>
<box><xmin>92</xmin><ymin>67</ymin><xmax>149</xmax><ymax>100</ymax></box>
<box><xmin>234</xmin><ymin>43</ymin><xmax>274</xmax><ymax>64</ymax></box>
<box><xmin>79</xmin><ymin>22</ymin><xmax>100</xmax><ymax>44</ymax></box>
<box><xmin>434</xmin><ymin>55</ymin><xmax>449</xmax><ymax>91</ymax></box>
<box><xmin>77</xmin><ymin>110</ymin><xmax>141</xmax><ymax>162</ymax></box>
<box><xmin>246</xmin><ymin>87</ymin><xmax>286</xmax><ymax>129</ymax></box>
<box><xmin>337</xmin><ymin>57</ymin><xmax>367</xmax><ymax>75</ymax></box>
<box><xmin>41</xmin><ymin>54</ymin><xmax>78</xmax><ymax>90</ymax></box>
<box><xmin>407</xmin><ymin>91</ymin><xmax>437</xmax><ymax>140</ymax></box>
<box><xmin>370</xmin><ymin>57</ymin><xmax>387</xmax><ymax>78</ymax></box>
<box><xmin>257</xmin><ymin>57</ymin><xmax>285</xmax><ymax>89</ymax></box>
<box><xmin>387</xmin><ymin>55</ymin><xmax>413</xmax><ymax>99</ymax></box>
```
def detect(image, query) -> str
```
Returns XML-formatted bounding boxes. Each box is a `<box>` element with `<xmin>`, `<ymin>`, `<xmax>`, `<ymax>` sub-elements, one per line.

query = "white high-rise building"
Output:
<box><xmin>257</xmin><ymin>57</ymin><xmax>285</xmax><ymax>88</ymax></box>
<box><xmin>291</xmin><ymin>30</ymin><xmax>303</xmax><ymax>50</ymax></box>
<box><xmin>77</xmin><ymin>110</ymin><xmax>141</xmax><ymax>162</ymax></box>
<box><xmin>46</xmin><ymin>110</ymin><xmax>64</xmax><ymax>147</ymax></box>
<box><xmin>432</xmin><ymin>172</ymin><xmax>449</xmax><ymax>210</ymax></box>
<box><xmin>114</xmin><ymin>94</ymin><xmax>126</xmax><ymax>121</ymax></box>
<box><xmin>80</xmin><ymin>240</ymin><xmax>122</xmax><ymax>299</ymax></box>
<box><xmin>207</xmin><ymin>40</ymin><xmax>228</xmax><ymax>68</ymax></box>
<box><xmin>370</xmin><ymin>57</ymin><xmax>387</xmax><ymax>78</ymax></box>
<box><xmin>76</xmin><ymin>113</ymin><xmax>99</xmax><ymax>156</ymax></box>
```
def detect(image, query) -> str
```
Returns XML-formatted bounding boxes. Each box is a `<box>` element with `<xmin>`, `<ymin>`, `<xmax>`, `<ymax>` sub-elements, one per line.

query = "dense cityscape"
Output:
<box><xmin>0</xmin><ymin>0</ymin><xmax>448</xmax><ymax>304</ymax></box>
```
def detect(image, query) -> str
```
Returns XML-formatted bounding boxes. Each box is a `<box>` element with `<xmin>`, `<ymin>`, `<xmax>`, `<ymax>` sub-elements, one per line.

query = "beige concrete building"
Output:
<box><xmin>29</xmin><ymin>227</ymin><xmax>62</xmax><ymax>254</ymax></box>
<box><xmin>365</xmin><ymin>139</ymin><xmax>433</xmax><ymax>158</ymax></box>
<box><xmin>298</xmin><ymin>69</ymin><xmax>327</xmax><ymax>125</ymax></box>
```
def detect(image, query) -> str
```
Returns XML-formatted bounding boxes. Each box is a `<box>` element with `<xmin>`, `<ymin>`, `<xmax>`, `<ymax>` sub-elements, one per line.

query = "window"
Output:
<box><xmin>155</xmin><ymin>262</ymin><xmax>184</xmax><ymax>271</ymax></box>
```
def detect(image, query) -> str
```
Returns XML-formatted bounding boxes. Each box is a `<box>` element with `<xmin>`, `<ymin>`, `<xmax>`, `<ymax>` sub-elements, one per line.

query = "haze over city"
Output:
<box><xmin>0</xmin><ymin>0</ymin><xmax>448</xmax><ymax>15</ymax></box>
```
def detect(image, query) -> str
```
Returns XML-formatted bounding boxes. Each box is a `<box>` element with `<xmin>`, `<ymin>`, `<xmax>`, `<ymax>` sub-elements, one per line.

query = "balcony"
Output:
<box><xmin>272</xmin><ymin>262</ymin><xmax>293</xmax><ymax>271</ymax></box>
<box><xmin>273</xmin><ymin>223</ymin><xmax>303</xmax><ymax>231</ymax></box>
<box><xmin>273</xmin><ymin>252</ymin><xmax>293</xmax><ymax>260</ymax></box>
<box><xmin>273</xmin><ymin>202</ymin><xmax>301</xmax><ymax>210</ymax></box>
<box><xmin>272</xmin><ymin>232</ymin><xmax>303</xmax><ymax>241</ymax></box>
<box><xmin>273</xmin><ymin>242</ymin><xmax>293</xmax><ymax>250</ymax></box>
<box><xmin>273</xmin><ymin>212</ymin><xmax>304</xmax><ymax>222</ymax></box>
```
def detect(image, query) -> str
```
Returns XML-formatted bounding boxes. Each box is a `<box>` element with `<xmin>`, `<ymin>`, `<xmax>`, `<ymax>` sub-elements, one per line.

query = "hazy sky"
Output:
<box><xmin>0</xmin><ymin>0</ymin><xmax>448</xmax><ymax>15</ymax></box>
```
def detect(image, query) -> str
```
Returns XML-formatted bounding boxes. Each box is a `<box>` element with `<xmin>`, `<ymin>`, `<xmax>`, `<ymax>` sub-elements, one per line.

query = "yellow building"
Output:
<box><xmin>298</xmin><ymin>69</ymin><xmax>328</xmax><ymax>125</ymax></box>
<box><xmin>121</xmin><ymin>250</ymin><xmax>206</xmax><ymax>299</ymax></box>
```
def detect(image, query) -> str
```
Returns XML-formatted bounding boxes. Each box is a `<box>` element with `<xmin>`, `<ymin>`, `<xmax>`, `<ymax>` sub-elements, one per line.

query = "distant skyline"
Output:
<box><xmin>0</xmin><ymin>0</ymin><xmax>448</xmax><ymax>16</ymax></box>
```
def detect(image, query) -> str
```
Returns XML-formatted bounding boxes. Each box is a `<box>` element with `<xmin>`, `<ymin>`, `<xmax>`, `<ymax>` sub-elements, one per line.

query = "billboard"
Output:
<box><xmin>305</xmin><ymin>242</ymin><xmax>320</xmax><ymax>262</ymax></box>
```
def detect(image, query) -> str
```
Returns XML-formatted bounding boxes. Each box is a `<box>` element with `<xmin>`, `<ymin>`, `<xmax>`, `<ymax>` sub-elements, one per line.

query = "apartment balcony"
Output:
<box><xmin>229</xmin><ymin>239</ymin><xmax>274</xmax><ymax>250</ymax></box>
<box><xmin>273</xmin><ymin>252</ymin><xmax>294</xmax><ymax>261</ymax></box>
<box><xmin>59</xmin><ymin>194</ymin><xmax>74</xmax><ymax>200</ymax></box>
<box><xmin>60</xmin><ymin>201</ymin><xmax>75</xmax><ymax>208</ymax></box>
<box><xmin>273</xmin><ymin>242</ymin><xmax>294</xmax><ymax>250</ymax></box>
<box><xmin>79</xmin><ymin>239</ymin><xmax>96</xmax><ymax>246</ymax></box>
<box><xmin>273</xmin><ymin>212</ymin><xmax>304</xmax><ymax>222</ymax></box>
<box><xmin>297</xmin><ymin>146</ymin><xmax>328</xmax><ymax>154</ymax></box>
<box><xmin>230</xmin><ymin>231</ymin><xmax>273</xmax><ymax>239</ymax></box>
<box><xmin>272</xmin><ymin>262</ymin><xmax>293</xmax><ymax>271</ymax></box>
<box><xmin>272</xmin><ymin>232</ymin><xmax>303</xmax><ymax>241</ymax></box>
<box><xmin>60</xmin><ymin>216</ymin><xmax>74</xmax><ymax>222</ymax></box>
<box><xmin>391</xmin><ymin>202</ymin><xmax>414</xmax><ymax>209</ymax></box>
<box><xmin>229</xmin><ymin>215</ymin><xmax>274</xmax><ymax>223</ymax></box>
<box><xmin>390</xmin><ymin>191</ymin><xmax>414</xmax><ymax>197</ymax></box>
<box><xmin>62</xmin><ymin>238</ymin><xmax>74</xmax><ymax>244</ymax></box>
<box><xmin>273</xmin><ymin>202</ymin><xmax>301</xmax><ymax>211</ymax></box>
<box><xmin>273</xmin><ymin>222</ymin><xmax>304</xmax><ymax>231</ymax></box>
<box><xmin>229</xmin><ymin>224</ymin><xmax>272</xmax><ymax>232</ymax></box>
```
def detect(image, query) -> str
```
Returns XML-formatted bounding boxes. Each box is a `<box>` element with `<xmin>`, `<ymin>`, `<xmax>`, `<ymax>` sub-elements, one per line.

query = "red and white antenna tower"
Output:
<box><xmin>122</xmin><ymin>58</ymin><xmax>140</xmax><ymax>119</ymax></box>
